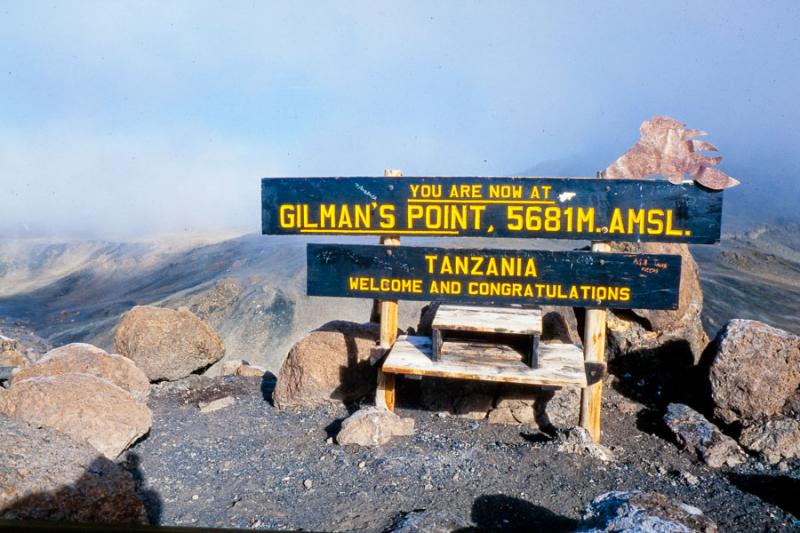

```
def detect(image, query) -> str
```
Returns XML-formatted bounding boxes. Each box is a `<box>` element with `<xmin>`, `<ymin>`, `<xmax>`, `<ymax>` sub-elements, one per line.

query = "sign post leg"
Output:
<box><xmin>579</xmin><ymin>241</ymin><xmax>610</xmax><ymax>442</ymax></box>
<box><xmin>375</xmin><ymin>169</ymin><xmax>402</xmax><ymax>411</ymax></box>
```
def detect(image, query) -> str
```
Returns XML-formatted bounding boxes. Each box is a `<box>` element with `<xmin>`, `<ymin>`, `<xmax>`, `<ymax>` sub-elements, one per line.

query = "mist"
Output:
<box><xmin>1</xmin><ymin>2</ymin><xmax>798</xmax><ymax>239</ymax></box>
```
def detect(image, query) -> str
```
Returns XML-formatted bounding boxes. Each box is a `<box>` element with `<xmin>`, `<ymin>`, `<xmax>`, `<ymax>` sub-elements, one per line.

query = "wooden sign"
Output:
<box><xmin>307</xmin><ymin>243</ymin><xmax>682</xmax><ymax>310</ymax></box>
<box><xmin>262</xmin><ymin>177</ymin><xmax>722</xmax><ymax>243</ymax></box>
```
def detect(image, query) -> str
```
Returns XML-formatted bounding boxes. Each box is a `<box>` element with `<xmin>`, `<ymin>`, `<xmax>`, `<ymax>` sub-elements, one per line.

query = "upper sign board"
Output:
<box><xmin>261</xmin><ymin>177</ymin><xmax>723</xmax><ymax>243</ymax></box>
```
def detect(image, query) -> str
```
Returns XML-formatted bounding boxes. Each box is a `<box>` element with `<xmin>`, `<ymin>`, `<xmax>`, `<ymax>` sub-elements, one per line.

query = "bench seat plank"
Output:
<box><xmin>383</xmin><ymin>335</ymin><xmax>586</xmax><ymax>387</ymax></box>
<box><xmin>432</xmin><ymin>304</ymin><xmax>542</xmax><ymax>334</ymax></box>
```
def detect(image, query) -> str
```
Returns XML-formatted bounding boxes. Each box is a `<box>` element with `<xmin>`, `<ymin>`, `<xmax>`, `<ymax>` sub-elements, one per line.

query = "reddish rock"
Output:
<box><xmin>607</xmin><ymin>243</ymin><xmax>707</xmax><ymax>364</ymax></box>
<box><xmin>0</xmin><ymin>373</ymin><xmax>152</xmax><ymax>458</ymax></box>
<box><xmin>115</xmin><ymin>305</ymin><xmax>225</xmax><ymax>382</ymax></box>
<box><xmin>709</xmin><ymin>319</ymin><xmax>800</xmax><ymax>424</ymax></box>
<box><xmin>273</xmin><ymin>321</ymin><xmax>382</xmax><ymax>409</ymax></box>
<box><xmin>13</xmin><ymin>343</ymin><xmax>150</xmax><ymax>402</ymax></box>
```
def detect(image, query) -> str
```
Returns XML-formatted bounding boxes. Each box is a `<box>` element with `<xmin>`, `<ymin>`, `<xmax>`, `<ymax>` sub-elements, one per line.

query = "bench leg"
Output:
<box><xmin>376</xmin><ymin>370</ymin><xmax>396</xmax><ymax>412</ymax></box>
<box><xmin>431</xmin><ymin>328</ymin><xmax>443</xmax><ymax>362</ymax></box>
<box><xmin>527</xmin><ymin>334</ymin><xmax>540</xmax><ymax>368</ymax></box>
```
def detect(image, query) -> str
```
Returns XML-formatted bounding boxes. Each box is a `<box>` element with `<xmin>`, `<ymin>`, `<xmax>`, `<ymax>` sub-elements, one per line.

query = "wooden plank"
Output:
<box><xmin>307</xmin><ymin>244</ymin><xmax>682</xmax><ymax>310</ymax></box>
<box><xmin>580</xmin><ymin>241</ymin><xmax>611</xmax><ymax>443</ymax></box>
<box><xmin>378</xmin><ymin>169</ymin><xmax>402</xmax><ymax>350</ymax></box>
<box><xmin>375</xmin><ymin>370</ymin><xmax>396</xmax><ymax>411</ymax></box>
<box><xmin>433</xmin><ymin>304</ymin><xmax>542</xmax><ymax>334</ymax></box>
<box><xmin>261</xmin><ymin>176</ymin><xmax>723</xmax><ymax>243</ymax></box>
<box><xmin>383</xmin><ymin>335</ymin><xmax>586</xmax><ymax>387</ymax></box>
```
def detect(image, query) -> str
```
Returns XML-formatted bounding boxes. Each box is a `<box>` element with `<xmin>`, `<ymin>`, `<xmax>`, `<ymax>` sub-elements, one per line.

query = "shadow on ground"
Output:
<box><xmin>455</xmin><ymin>494</ymin><xmax>579</xmax><ymax>532</ymax></box>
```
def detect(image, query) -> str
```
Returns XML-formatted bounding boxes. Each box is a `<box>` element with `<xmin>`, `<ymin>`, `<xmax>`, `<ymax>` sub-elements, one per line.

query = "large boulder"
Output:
<box><xmin>273</xmin><ymin>321</ymin><xmax>382</xmax><ymax>409</ymax></box>
<box><xmin>738</xmin><ymin>417</ymin><xmax>800</xmax><ymax>465</ymax></box>
<box><xmin>12</xmin><ymin>343</ymin><xmax>150</xmax><ymax>402</ymax></box>
<box><xmin>606</xmin><ymin>243</ymin><xmax>707</xmax><ymax>365</ymax></box>
<box><xmin>0</xmin><ymin>414</ymin><xmax>147</xmax><ymax>525</ymax></box>
<box><xmin>0</xmin><ymin>373</ymin><xmax>152</xmax><ymax>458</ymax></box>
<box><xmin>336</xmin><ymin>407</ymin><xmax>415</xmax><ymax>447</ymax></box>
<box><xmin>578</xmin><ymin>490</ymin><xmax>717</xmax><ymax>532</ymax></box>
<box><xmin>708</xmin><ymin>319</ymin><xmax>800</xmax><ymax>425</ymax></box>
<box><xmin>663</xmin><ymin>403</ymin><xmax>746</xmax><ymax>468</ymax></box>
<box><xmin>115</xmin><ymin>305</ymin><xmax>225</xmax><ymax>381</ymax></box>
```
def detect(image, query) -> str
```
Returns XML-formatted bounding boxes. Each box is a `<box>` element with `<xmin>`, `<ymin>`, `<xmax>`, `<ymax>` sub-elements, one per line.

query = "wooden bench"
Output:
<box><xmin>431</xmin><ymin>304</ymin><xmax>542</xmax><ymax>367</ymax></box>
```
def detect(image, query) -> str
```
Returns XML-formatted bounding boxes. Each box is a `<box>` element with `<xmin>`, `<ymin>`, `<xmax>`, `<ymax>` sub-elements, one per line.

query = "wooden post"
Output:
<box><xmin>580</xmin><ymin>240</ymin><xmax>610</xmax><ymax>442</ymax></box>
<box><xmin>375</xmin><ymin>168</ymin><xmax>402</xmax><ymax>410</ymax></box>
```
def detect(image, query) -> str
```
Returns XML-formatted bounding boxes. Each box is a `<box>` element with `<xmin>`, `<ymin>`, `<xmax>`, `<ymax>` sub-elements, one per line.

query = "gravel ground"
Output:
<box><xmin>122</xmin><ymin>375</ymin><xmax>798</xmax><ymax>532</ymax></box>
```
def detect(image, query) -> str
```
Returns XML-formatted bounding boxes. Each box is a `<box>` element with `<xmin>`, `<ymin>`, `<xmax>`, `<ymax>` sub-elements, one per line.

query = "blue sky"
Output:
<box><xmin>1</xmin><ymin>2</ymin><xmax>798</xmax><ymax>237</ymax></box>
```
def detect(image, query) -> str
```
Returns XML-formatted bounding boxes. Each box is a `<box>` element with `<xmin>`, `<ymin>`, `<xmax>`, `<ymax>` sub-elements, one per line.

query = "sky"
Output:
<box><xmin>1</xmin><ymin>1</ymin><xmax>798</xmax><ymax>238</ymax></box>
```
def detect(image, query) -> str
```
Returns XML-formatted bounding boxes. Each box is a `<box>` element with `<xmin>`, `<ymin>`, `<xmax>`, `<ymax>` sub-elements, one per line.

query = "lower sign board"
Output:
<box><xmin>307</xmin><ymin>244</ymin><xmax>682</xmax><ymax>310</ymax></box>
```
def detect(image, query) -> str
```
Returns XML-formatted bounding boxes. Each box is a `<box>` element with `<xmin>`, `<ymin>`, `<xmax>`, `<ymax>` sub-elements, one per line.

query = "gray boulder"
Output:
<box><xmin>738</xmin><ymin>417</ymin><xmax>800</xmax><ymax>465</ymax></box>
<box><xmin>578</xmin><ymin>490</ymin><xmax>717</xmax><ymax>532</ymax></box>
<box><xmin>664</xmin><ymin>403</ymin><xmax>746</xmax><ymax>468</ymax></box>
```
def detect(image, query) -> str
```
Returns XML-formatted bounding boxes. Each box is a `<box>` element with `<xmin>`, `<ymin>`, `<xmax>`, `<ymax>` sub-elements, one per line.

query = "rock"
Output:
<box><xmin>557</xmin><ymin>427</ymin><xmax>615</xmax><ymax>462</ymax></box>
<box><xmin>415</xmin><ymin>302</ymin><xmax>441</xmax><ymax>336</ymax></box>
<box><xmin>189</xmin><ymin>278</ymin><xmax>243</xmax><ymax>322</ymax></box>
<box><xmin>541</xmin><ymin>306</ymin><xmax>582</xmax><ymax>345</ymax></box>
<box><xmin>0</xmin><ymin>334</ymin><xmax>28</xmax><ymax>369</ymax></box>
<box><xmin>115</xmin><ymin>305</ymin><xmax>225</xmax><ymax>381</ymax></box>
<box><xmin>336</xmin><ymin>407</ymin><xmax>415</xmax><ymax>447</ymax></box>
<box><xmin>663</xmin><ymin>403</ymin><xmax>746</xmax><ymax>468</ymax></box>
<box><xmin>708</xmin><ymin>319</ymin><xmax>800</xmax><ymax>425</ymax></box>
<box><xmin>199</xmin><ymin>396</ymin><xmax>236</xmax><ymax>414</ymax></box>
<box><xmin>421</xmin><ymin>377</ymin><xmax>498</xmax><ymax>419</ymax></box>
<box><xmin>606</xmin><ymin>243</ymin><xmax>707</xmax><ymax>365</ymax></box>
<box><xmin>12</xmin><ymin>343</ymin><xmax>150</xmax><ymax>402</ymax></box>
<box><xmin>0</xmin><ymin>414</ymin><xmax>147</xmax><ymax>524</ymax></box>
<box><xmin>273</xmin><ymin>321</ymin><xmax>383</xmax><ymax>409</ymax></box>
<box><xmin>488</xmin><ymin>385</ymin><xmax>580</xmax><ymax>429</ymax></box>
<box><xmin>578</xmin><ymin>490</ymin><xmax>717</xmax><ymax>532</ymax></box>
<box><xmin>0</xmin><ymin>373</ymin><xmax>152</xmax><ymax>458</ymax></box>
<box><xmin>222</xmin><ymin>359</ymin><xmax>267</xmax><ymax>378</ymax></box>
<box><xmin>738</xmin><ymin>417</ymin><xmax>800</xmax><ymax>464</ymax></box>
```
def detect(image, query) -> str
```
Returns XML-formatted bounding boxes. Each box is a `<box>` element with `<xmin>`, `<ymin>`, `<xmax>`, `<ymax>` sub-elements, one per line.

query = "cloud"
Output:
<box><xmin>0</xmin><ymin>2</ymin><xmax>798</xmax><ymax>238</ymax></box>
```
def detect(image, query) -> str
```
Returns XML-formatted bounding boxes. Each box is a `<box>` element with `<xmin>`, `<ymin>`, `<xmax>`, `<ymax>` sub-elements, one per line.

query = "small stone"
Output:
<box><xmin>303</xmin><ymin>479</ymin><xmax>313</xmax><ymax>489</ymax></box>
<box><xmin>358</xmin><ymin>461</ymin><xmax>366</xmax><ymax>469</ymax></box>
<box><xmin>557</xmin><ymin>427</ymin><xmax>615</xmax><ymax>462</ymax></box>
<box><xmin>681</xmin><ymin>471</ymin><xmax>700</xmax><ymax>485</ymax></box>
<box><xmin>336</xmin><ymin>407</ymin><xmax>415</xmax><ymax>447</ymax></box>
<box><xmin>191</xmin><ymin>494</ymin><xmax>199</xmax><ymax>500</ymax></box>
<box><xmin>326</xmin><ymin>437</ymin><xmax>334</xmax><ymax>444</ymax></box>
<box><xmin>198</xmin><ymin>396</ymin><xmax>235</xmax><ymax>413</ymax></box>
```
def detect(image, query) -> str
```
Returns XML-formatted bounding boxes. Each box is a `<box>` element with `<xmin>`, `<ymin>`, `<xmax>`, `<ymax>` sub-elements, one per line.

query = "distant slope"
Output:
<box><xmin>1</xmin><ymin>226</ymin><xmax>798</xmax><ymax>372</ymax></box>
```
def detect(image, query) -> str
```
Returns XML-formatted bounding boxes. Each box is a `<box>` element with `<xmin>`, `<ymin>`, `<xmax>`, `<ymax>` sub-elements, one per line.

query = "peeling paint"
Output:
<box><xmin>558</xmin><ymin>192</ymin><xmax>576</xmax><ymax>202</ymax></box>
